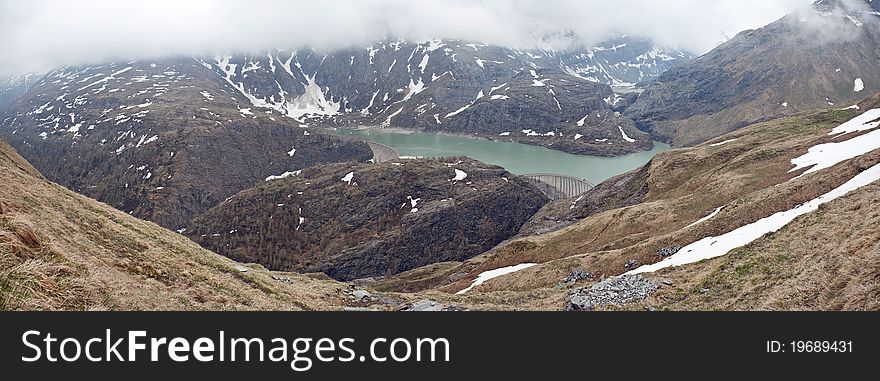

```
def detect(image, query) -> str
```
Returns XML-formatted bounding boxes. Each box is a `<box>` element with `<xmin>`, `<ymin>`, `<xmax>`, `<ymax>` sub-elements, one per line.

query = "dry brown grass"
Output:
<box><xmin>0</xmin><ymin>139</ymin><xmax>366</xmax><ymax>311</ymax></box>
<box><xmin>631</xmin><ymin>182</ymin><xmax>880</xmax><ymax>311</ymax></box>
<box><xmin>0</xmin><ymin>215</ymin><xmax>90</xmax><ymax>310</ymax></box>
<box><xmin>377</xmin><ymin>107</ymin><xmax>880</xmax><ymax>311</ymax></box>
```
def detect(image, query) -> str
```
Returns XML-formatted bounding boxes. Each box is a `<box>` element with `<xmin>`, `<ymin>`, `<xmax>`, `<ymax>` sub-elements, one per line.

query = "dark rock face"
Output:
<box><xmin>186</xmin><ymin>159</ymin><xmax>550</xmax><ymax>281</ymax></box>
<box><xmin>204</xmin><ymin>38</ymin><xmax>688</xmax><ymax>156</ymax></box>
<box><xmin>626</xmin><ymin>1</ymin><xmax>880</xmax><ymax>146</ymax></box>
<box><xmin>0</xmin><ymin>59</ymin><xmax>371</xmax><ymax>229</ymax></box>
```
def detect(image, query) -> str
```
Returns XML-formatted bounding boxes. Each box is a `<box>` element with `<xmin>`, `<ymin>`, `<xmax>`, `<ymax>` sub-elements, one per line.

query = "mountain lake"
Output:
<box><xmin>338</xmin><ymin>128</ymin><xmax>671</xmax><ymax>184</ymax></box>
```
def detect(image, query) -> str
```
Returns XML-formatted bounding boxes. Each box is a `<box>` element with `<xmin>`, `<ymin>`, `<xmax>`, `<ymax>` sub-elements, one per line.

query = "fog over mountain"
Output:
<box><xmin>0</xmin><ymin>0</ymin><xmax>812</xmax><ymax>75</ymax></box>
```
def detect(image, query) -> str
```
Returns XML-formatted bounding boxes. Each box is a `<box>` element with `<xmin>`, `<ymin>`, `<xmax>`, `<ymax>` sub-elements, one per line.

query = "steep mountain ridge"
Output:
<box><xmin>0</xmin><ymin>59</ymin><xmax>371</xmax><ymax>230</ymax></box>
<box><xmin>626</xmin><ymin>0</ymin><xmax>880</xmax><ymax>146</ymax></box>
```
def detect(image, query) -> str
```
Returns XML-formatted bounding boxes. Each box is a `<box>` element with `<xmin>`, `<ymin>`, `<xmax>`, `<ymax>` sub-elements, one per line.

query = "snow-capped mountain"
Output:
<box><xmin>529</xmin><ymin>36</ymin><xmax>693</xmax><ymax>86</ymax></box>
<box><xmin>200</xmin><ymin>37</ymin><xmax>686</xmax><ymax>155</ymax></box>
<box><xmin>0</xmin><ymin>74</ymin><xmax>41</xmax><ymax>107</ymax></box>
<box><xmin>0</xmin><ymin>37</ymin><xmax>688</xmax><ymax>161</ymax></box>
<box><xmin>0</xmin><ymin>35</ymin><xmax>688</xmax><ymax>228</ymax></box>
<box><xmin>202</xmin><ymin>38</ymin><xmax>690</xmax><ymax>123</ymax></box>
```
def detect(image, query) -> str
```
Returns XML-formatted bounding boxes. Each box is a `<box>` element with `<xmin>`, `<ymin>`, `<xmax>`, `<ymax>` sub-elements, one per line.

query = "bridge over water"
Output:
<box><xmin>366</xmin><ymin>141</ymin><xmax>594</xmax><ymax>200</ymax></box>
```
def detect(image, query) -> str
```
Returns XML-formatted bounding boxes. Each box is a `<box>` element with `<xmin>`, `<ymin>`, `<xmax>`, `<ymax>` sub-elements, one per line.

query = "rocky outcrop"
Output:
<box><xmin>566</xmin><ymin>275</ymin><xmax>659</xmax><ymax>311</ymax></box>
<box><xmin>0</xmin><ymin>59</ymin><xmax>371</xmax><ymax>229</ymax></box>
<box><xmin>186</xmin><ymin>158</ymin><xmax>550</xmax><ymax>280</ymax></box>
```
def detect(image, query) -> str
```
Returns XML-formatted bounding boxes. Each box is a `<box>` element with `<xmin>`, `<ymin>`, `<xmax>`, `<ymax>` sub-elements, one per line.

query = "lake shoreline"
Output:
<box><xmin>338</xmin><ymin>125</ymin><xmax>658</xmax><ymax>158</ymax></box>
<box><xmin>337</xmin><ymin>127</ymin><xmax>671</xmax><ymax>184</ymax></box>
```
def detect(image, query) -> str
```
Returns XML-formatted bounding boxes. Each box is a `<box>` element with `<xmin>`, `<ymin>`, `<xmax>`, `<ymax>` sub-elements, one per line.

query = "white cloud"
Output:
<box><xmin>0</xmin><ymin>0</ymin><xmax>812</xmax><ymax>75</ymax></box>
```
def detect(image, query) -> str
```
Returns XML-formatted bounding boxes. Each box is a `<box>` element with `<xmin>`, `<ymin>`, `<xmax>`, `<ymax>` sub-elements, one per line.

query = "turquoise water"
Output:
<box><xmin>338</xmin><ymin>128</ymin><xmax>670</xmax><ymax>184</ymax></box>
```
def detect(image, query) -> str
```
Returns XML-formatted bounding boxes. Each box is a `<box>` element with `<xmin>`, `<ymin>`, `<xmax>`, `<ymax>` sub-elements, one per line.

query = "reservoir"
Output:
<box><xmin>339</xmin><ymin>128</ymin><xmax>671</xmax><ymax>184</ymax></box>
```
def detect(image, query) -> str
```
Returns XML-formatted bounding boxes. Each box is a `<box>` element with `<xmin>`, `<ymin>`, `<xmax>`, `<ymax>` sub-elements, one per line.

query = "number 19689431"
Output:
<box><xmin>767</xmin><ymin>340</ymin><xmax>853</xmax><ymax>353</ymax></box>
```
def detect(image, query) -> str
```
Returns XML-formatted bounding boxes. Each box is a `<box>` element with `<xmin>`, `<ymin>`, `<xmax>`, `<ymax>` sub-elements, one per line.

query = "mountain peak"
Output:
<box><xmin>813</xmin><ymin>0</ymin><xmax>880</xmax><ymax>13</ymax></box>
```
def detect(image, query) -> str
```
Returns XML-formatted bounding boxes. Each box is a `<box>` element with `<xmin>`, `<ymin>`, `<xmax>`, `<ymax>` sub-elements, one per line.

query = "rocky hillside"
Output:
<box><xmin>0</xmin><ymin>137</ymin><xmax>356</xmax><ymax>310</ymax></box>
<box><xmin>185</xmin><ymin>158</ymin><xmax>549</xmax><ymax>281</ymax></box>
<box><xmin>0</xmin><ymin>74</ymin><xmax>40</xmax><ymax>107</ymax></box>
<box><xmin>434</xmin><ymin>68</ymin><xmax>651</xmax><ymax>156</ymax></box>
<box><xmin>0</xmin><ymin>60</ymin><xmax>371</xmax><ymax>230</ymax></box>
<box><xmin>626</xmin><ymin>0</ymin><xmax>880</xmax><ymax>146</ymax></box>
<box><xmin>202</xmin><ymin>37</ymin><xmax>685</xmax><ymax>155</ymax></box>
<box><xmin>374</xmin><ymin>93</ymin><xmax>880</xmax><ymax>311</ymax></box>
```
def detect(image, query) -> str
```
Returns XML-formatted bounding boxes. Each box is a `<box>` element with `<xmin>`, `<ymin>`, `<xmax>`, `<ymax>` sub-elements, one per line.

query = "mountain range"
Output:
<box><xmin>2</xmin><ymin>0</ymin><xmax>880</xmax><ymax>311</ymax></box>
<box><xmin>202</xmin><ymin>37</ymin><xmax>687</xmax><ymax>155</ymax></box>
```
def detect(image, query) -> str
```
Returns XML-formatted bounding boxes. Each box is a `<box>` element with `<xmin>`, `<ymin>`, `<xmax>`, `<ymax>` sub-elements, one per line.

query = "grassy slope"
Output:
<box><xmin>388</xmin><ymin>97</ymin><xmax>880</xmax><ymax>310</ymax></box>
<box><xmin>0</xmin><ymin>139</ymin><xmax>355</xmax><ymax>311</ymax></box>
<box><xmin>634</xmin><ymin>181</ymin><xmax>880</xmax><ymax>311</ymax></box>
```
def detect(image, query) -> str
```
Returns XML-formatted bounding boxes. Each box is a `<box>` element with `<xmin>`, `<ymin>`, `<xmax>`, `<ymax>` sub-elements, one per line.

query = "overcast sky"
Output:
<box><xmin>0</xmin><ymin>0</ymin><xmax>814</xmax><ymax>76</ymax></box>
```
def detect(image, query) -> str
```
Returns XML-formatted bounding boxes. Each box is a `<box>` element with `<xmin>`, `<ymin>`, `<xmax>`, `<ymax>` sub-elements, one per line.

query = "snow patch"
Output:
<box><xmin>284</xmin><ymin>75</ymin><xmax>340</xmax><ymax>121</ymax></box>
<box><xmin>265</xmin><ymin>170</ymin><xmax>301</xmax><ymax>182</ymax></box>
<box><xmin>341</xmin><ymin>171</ymin><xmax>355</xmax><ymax>185</ymax></box>
<box><xmin>407</xmin><ymin>196</ymin><xmax>421</xmax><ymax>213</ymax></box>
<box><xmin>451</xmin><ymin>169</ymin><xmax>468</xmax><ymax>181</ymax></box>
<box><xmin>618</xmin><ymin>126</ymin><xmax>636</xmax><ymax>142</ymax></box>
<box><xmin>628</xmin><ymin>162</ymin><xmax>880</xmax><ymax>275</ymax></box>
<box><xmin>854</xmin><ymin>78</ymin><xmax>865</xmax><ymax>92</ymax></box>
<box><xmin>790</xmin><ymin>130</ymin><xmax>880</xmax><ymax>179</ymax></box>
<box><xmin>684</xmin><ymin>206</ymin><xmax>724</xmax><ymax>229</ymax></box>
<box><xmin>382</xmin><ymin>107</ymin><xmax>404</xmax><ymax>127</ymax></box>
<box><xmin>418</xmin><ymin>54</ymin><xmax>430</xmax><ymax>73</ymax></box>
<box><xmin>829</xmin><ymin>109</ymin><xmax>880</xmax><ymax>135</ymax></box>
<box><xmin>709</xmin><ymin>139</ymin><xmax>738</xmax><ymax>147</ymax></box>
<box><xmin>457</xmin><ymin>263</ymin><xmax>537</xmax><ymax>294</ymax></box>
